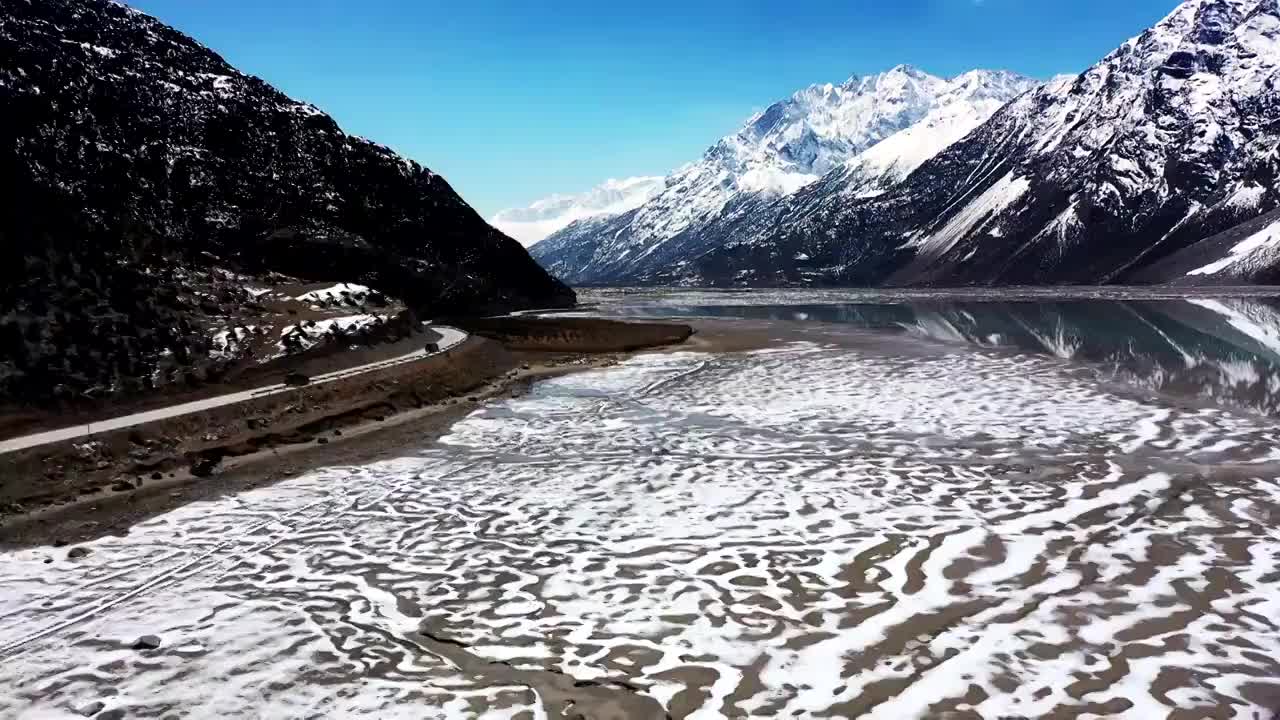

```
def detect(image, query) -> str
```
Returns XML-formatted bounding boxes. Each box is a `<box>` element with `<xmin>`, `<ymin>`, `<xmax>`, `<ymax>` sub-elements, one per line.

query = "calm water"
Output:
<box><xmin>589</xmin><ymin>289</ymin><xmax>1280</xmax><ymax>420</ymax></box>
<box><xmin>3</xmin><ymin>290</ymin><xmax>1280</xmax><ymax>719</ymax></box>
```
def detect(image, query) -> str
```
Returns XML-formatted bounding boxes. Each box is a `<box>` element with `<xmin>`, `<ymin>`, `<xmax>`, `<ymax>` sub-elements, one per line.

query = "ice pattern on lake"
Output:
<box><xmin>3</xmin><ymin>333</ymin><xmax>1280</xmax><ymax>719</ymax></box>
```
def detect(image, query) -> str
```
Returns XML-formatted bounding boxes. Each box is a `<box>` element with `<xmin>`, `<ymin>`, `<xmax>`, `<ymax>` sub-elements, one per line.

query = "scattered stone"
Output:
<box><xmin>52</xmin><ymin>539</ymin><xmax>67</xmax><ymax>548</ymax></box>
<box><xmin>190</xmin><ymin>456</ymin><xmax>221</xmax><ymax>477</ymax></box>
<box><xmin>333</xmin><ymin>429</ymin><xmax>342</xmax><ymax>436</ymax></box>
<box><xmin>98</xmin><ymin>710</ymin><xmax>125</xmax><ymax>720</ymax></box>
<box><xmin>151</xmin><ymin>471</ymin><xmax>163</xmax><ymax>481</ymax></box>
<box><xmin>316</xmin><ymin>437</ymin><xmax>329</xmax><ymax>445</ymax></box>
<box><xmin>132</xmin><ymin>634</ymin><xmax>162</xmax><ymax>651</ymax></box>
<box><xmin>67</xmin><ymin>547</ymin><xmax>92</xmax><ymax>559</ymax></box>
<box><xmin>43</xmin><ymin>558</ymin><xmax>52</xmax><ymax>565</ymax></box>
<box><xmin>110</xmin><ymin>480</ymin><xmax>134</xmax><ymax>492</ymax></box>
<box><xmin>75</xmin><ymin>700</ymin><xmax>105</xmax><ymax>717</ymax></box>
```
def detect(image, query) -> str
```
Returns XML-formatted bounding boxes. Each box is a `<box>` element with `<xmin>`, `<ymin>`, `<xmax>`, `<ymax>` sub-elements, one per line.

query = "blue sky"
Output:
<box><xmin>128</xmin><ymin>0</ymin><xmax>1181</xmax><ymax>216</ymax></box>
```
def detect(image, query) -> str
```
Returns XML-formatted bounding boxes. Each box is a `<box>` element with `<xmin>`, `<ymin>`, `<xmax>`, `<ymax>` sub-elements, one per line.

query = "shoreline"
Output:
<box><xmin>5</xmin><ymin>308</ymin><xmax>1280</xmax><ymax>716</ymax></box>
<box><xmin>0</xmin><ymin>355</ymin><xmax>614</xmax><ymax>549</ymax></box>
<box><xmin>0</xmin><ymin>317</ymin><xmax>705</xmax><ymax>548</ymax></box>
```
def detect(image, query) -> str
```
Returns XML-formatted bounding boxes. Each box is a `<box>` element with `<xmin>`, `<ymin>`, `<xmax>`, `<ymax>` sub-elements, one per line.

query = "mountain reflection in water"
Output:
<box><xmin>617</xmin><ymin>296</ymin><xmax>1280</xmax><ymax>418</ymax></box>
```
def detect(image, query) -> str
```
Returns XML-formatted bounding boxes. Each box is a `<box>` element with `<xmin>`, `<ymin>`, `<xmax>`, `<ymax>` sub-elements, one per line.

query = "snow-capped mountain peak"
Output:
<box><xmin>532</xmin><ymin>64</ymin><xmax>1038</xmax><ymax>284</ymax></box>
<box><xmin>862</xmin><ymin>0</ymin><xmax>1280</xmax><ymax>283</ymax></box>
<box><xmin>638</xmin><ymin>67</ymin><xmax>971</xmax><ymax>239</ymax></box>
<box><xmin>490</xmin><ymin>176</ymin><xmax>664</xmax><ymax>246</ymax></box>
<box><xmin>664</xmin><ymin>0</ymin><xmax>1280</xmax><ymax>288</ymax></box>
<box><xmin>839</xmin><ymin>69</ymin><xmax>1041</xmax><ymax>197</ymax></box>
<box><xmin>536</xmin><ymin>0</ymin><xmax>1280</xmax><ymax>289</ymax></box>
<box><xmin>726</xmin><ymin>65</ymin><xmax>951</xmax><ymax>191</ymax></box>
<box><xmin>946</xmin><ymin>69</ymin><xmax>1041</xmax><ymax>101</ymax></box>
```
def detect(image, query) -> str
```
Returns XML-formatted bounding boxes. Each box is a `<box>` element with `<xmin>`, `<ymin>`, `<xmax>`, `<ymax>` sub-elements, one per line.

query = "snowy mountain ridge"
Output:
<box><xmin>490</xmin><ymin>176</ymin><xmax>664</xmax><ymax>246</ymax></box>
<box><xmin>532</xmin><ymin>65</ymin><xmax>1039</xmax><ymax>284</ymax></box>
<box><xmin>722</xmin><ymin>64</ymin><xmax>951</xmax><ymax>195</ymax></box>
<box><xmin>538</xmin><ymin>0</ymin><xmax>1280</xmax><ymax>288</ymax></box>
<box><xmin>881</xmin><ymin>0</ymin><xmax>1280</xmax><ymax>284</ymax></box>
<box><xmin>838</xmin><ymin>69</ymin><xmax>1040</xmax><ymax>200</ymax></box>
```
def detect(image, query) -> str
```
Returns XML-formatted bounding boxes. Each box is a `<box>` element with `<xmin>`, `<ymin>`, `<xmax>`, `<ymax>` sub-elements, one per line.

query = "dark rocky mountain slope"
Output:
<box><xmin>1137</xmin><ymin>207</ymin><xmax>1280</xmax><ymax>284</ymax></box>
<box><xmin>0</xmin><ymin>0</ymin><xmax>572</xmax><ymax>403</ymax></box>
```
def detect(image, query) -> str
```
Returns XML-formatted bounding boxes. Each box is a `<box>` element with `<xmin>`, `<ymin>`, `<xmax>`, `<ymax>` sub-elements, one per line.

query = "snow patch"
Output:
<box><xmin>276</xmin><ymin>314</ymin><xmax>387</xmax><ymax>354</ymax></box>
<box><xmin>209</xmin><ymin>326</ymin><xmax>258</xmax><ymax>361</ymax></box>
<box><xmin>1225</xmin><ymin>183</ymin><xmax>1267</xmax><ymax>211</ymax></box>
<box><xmin>1186</xmin><ymin>219</ymin><xmax>1280</xmax><ymax>277</ymax></box>
<box><xmin>912</xmin><ymin>172</ymin><xmax>1030</xmax><ymax>257</ymax></box>
<box><xmin>1031</xmin><ymin>201</ymin><xmax>1082</xmax><ymax>248</ymax></box>
<box><xmin>295</xmin><ymin>283</ymin><xmax>375</xmax><ymax>307</ymax></box>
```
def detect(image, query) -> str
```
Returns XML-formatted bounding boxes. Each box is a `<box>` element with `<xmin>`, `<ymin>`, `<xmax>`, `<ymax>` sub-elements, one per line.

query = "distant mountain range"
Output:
<box><xmin>490</xmin><ymin>177</ymin><xmax>664</xmax><ymax>246</ymax></box>
<box><xmin>528</xmin><ymin>65</ymin><xmax>1039</xmax><ymax>283</ymax></box>
<box><xmin>531</xmin><ymin>0</ymin><xmax>1280</xmax><ymax>287</ymax></box>
<box><xmin>0</xmin><ymin>0</ymin><xmax>571</xmax><ymax>402</ymax></box>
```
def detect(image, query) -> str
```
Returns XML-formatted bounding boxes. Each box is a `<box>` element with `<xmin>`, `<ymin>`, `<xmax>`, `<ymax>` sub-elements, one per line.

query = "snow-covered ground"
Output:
<box><xmin>3</xmin><ymin>326</ymin><xmax>1279</xmax><ymax>718</ymax></box>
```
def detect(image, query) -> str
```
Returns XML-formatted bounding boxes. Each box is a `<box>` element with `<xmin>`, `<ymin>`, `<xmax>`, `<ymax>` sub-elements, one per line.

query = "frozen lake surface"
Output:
<box><xmin>4</xmin><ymin>292</ymin><xmax>1280</xmax><ymax>719</ymax></box>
